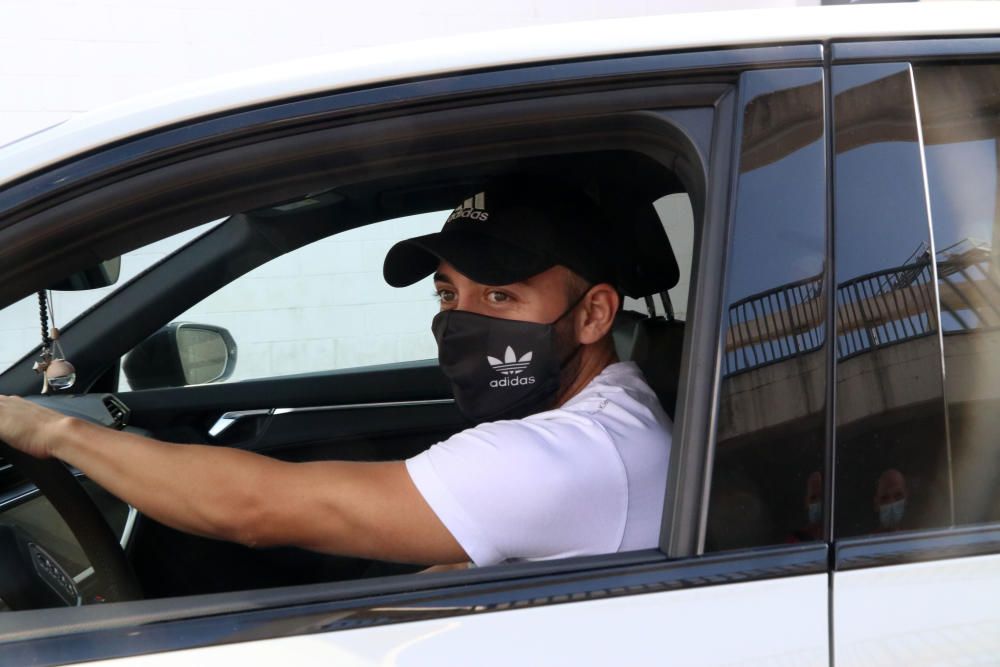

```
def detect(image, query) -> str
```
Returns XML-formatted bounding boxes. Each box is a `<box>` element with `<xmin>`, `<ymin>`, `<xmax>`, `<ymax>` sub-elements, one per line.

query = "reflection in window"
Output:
<box><xmin>832</xmin><ymin>64</ymin><xmax>952</xmax><ymax>538</ymax></box>
<box><xmin>705</xmin><ymin>68</ymin><xmax>827</xmax><ymax>552</ymax></box>
<box><xmin>917</xmin><ymin>64</ymin><xmax>1000</xmax><ymax>526</ymax></box>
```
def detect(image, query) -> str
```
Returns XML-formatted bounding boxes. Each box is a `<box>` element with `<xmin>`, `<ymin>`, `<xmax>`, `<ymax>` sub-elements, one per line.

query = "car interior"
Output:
<box><xmin>0</xmin><ymin>143</ymin><xmax>701</xmax><ymax>610</ymax></box>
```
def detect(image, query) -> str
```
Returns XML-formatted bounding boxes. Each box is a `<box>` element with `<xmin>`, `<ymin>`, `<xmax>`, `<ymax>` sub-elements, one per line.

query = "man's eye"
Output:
<box><xmin>436</xmin><ymin>289</ymin><xmax>456</xmax><ymax>303</ymax></box>
<box><xmin>486</xmin><ymin>291</ymin><xmax>510</xmax><ymax>304</ymax></box>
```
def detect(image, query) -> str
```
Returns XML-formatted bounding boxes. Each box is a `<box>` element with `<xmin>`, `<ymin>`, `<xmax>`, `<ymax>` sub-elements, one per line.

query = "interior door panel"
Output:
<box><xmin>119</xmin><ymin>361</ymin><xmax>468</xmax><ymax>597</ymax></box>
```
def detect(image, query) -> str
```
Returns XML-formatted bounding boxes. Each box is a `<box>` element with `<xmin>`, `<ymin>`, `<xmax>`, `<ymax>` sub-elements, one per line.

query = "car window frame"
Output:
<box><xmin>0</xmin><ymin>43</ymin><xmax>831</xmax><ymax>660</ymax></box>
<box><xmin>827</xmin><ymin>42</ymin><xmax>1000</xmax><ymax>569</ymax></box>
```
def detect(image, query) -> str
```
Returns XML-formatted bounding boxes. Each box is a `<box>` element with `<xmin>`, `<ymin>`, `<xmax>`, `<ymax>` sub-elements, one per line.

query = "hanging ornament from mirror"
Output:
<box><xmin>45</xmin><ymin>329</ymin><xmax>76</xmax><ymax>391</ymax></box>
<box><xmin>32</xmin><ymin>290</ymin><xmax>76</xmax><ymax>393</ymax></box>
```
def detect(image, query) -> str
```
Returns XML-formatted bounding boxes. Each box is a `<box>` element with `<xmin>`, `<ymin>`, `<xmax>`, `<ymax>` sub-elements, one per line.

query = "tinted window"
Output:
<box><xmin>916</xmin><ymin>64</ymin><xmax>1000</xmax><ymax>526</ymax></box>
<box><xmin>832</xmin><ymin>63</ymin><xmax>950</xmax><ymax>538</ymax></box>
<box><xmin>706</xmin><ymin>68</ymin><xmax>828</xmax><ymax>551</ymax></box>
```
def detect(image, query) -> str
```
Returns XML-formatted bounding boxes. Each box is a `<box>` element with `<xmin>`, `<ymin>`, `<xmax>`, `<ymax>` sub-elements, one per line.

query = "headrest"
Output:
<box><xmin>613</xmin><ymin>201</ymin><xmax>680</xmax><ymax>298</ymax></box>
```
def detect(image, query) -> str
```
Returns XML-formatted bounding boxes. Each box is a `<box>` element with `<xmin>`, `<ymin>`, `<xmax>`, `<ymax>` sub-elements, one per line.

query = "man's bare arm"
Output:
<box><xmin>0</xmin><ymin>396</ymin><xmax>467</xmax><ymax>565</ymax></box>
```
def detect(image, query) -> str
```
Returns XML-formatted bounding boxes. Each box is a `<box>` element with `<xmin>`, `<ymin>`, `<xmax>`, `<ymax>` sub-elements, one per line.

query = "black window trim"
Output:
<box><xmin>661</xmin><ymin>84</ymin><xmax>738</xmax><ymax>559</ymax></box>
<box><xmin>835</xmin><ymin>522</ymin><xmax>1000</xmax><ymax>571</ymax></box>
<box><xmin>831</xmin><ymin>36</ymin><xmax>1000</xmax><ymax>65</ymax></box>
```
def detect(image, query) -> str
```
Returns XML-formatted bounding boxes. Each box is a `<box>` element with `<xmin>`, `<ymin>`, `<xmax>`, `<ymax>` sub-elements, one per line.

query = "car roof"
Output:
<box><xmin>1</xmin><ymin>2</ymin><xmax>999</xmax><ymax>189</ymax></box>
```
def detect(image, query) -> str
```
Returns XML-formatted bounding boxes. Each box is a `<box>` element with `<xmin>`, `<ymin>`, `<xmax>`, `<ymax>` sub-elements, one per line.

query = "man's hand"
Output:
<box><xmin>0</xmin><ymin>395</ymin><xmax>66</xmax><ymax>459</ymax></box>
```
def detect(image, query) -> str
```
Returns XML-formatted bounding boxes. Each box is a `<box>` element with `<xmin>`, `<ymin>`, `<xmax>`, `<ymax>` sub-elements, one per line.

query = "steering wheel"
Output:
<box><xmin>0</xmin><ymin>441</ymin><xmax>141</xmax><ymax>610</ymax></box>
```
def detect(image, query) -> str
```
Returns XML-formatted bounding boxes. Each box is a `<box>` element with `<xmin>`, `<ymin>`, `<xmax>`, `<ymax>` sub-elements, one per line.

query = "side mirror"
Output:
<box><xmin>49</xmin><ymin>257</ymin><xmax>122</xmax><ymax>291</ymax></box>
<box><xmin>122</xmin><ymin>323</ymin><xmax>237</xmax><ymax>390</ymax></box>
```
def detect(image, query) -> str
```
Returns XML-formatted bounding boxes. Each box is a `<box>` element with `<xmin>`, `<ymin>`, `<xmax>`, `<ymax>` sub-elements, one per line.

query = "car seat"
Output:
<box><xmin>611</xmin><ymin>199</ymin><xmax>685</xmax><ymax>419</ymax></box>
<box><xmin>613</xmin><ymin>300</ymin><xmax>685</xmax><ymax>419</ymax></box>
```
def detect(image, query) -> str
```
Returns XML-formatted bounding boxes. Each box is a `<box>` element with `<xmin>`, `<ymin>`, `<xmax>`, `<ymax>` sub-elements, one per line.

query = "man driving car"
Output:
<box><xmin>0</xmin><ymin>179</ymin><xmax>672</xmax><ymax>568</ymax></box>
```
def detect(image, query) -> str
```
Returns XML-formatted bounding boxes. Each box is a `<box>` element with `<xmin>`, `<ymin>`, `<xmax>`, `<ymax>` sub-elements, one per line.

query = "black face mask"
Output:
<box><xmin>431</xmin><ymin>296</ymin><xmax>584</xmax><ymax>423</ymax></box>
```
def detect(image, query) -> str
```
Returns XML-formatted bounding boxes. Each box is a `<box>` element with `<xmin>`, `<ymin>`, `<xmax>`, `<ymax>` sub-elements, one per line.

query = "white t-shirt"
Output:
<box><xmin>406</xmin><ymin>361</ymin><xmax>671</xmax><ymax>567</ymax></box>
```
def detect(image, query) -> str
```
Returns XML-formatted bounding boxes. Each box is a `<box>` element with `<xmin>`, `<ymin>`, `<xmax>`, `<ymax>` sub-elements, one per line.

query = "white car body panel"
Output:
<box><xmin>2</xmin><ymin>3</ymin><xmax>1000</xmax><ymax>188</ymax></box>
<box><xmin>83</xmin><ymin>573</ymin><xmax>828</xmax><ymax>666</ymax></box>
<box><xmin>4</xmin><ymin>7</ymin><xmax>1000</xmax><ymax>665</ymax></box>
<box><xmin>834</xmin><ymin>553</ymin><xmax>1000</xmax><ymax>666</ymax></box>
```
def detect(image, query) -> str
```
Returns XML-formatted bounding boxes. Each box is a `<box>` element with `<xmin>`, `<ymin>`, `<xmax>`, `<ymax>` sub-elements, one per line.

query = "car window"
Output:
<box><xmin>121</xmin><ymin>212</ymin><xmax>444</xmax><ymax>388</ymax></box>
<box><xmin>0</xmin><ymin>221</ymin><xmax>221</xmax><ymax>375</ymax></box>
<box><xmin>705</xmin><ymin>69</ymin><xmax>828</xmax><ymax>551</ymax></box>
<box><xmin>916</xmin><ymin>63</ymin><xmax>1000</xmax><ymax>528</ymax></box>
<box><xmin>831</xmin><ymin>63</ymin><xmax>951</xmax><ymax>539</ymax></box>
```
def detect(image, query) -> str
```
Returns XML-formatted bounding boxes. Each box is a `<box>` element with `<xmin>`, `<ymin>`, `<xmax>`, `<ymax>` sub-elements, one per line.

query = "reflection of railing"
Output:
<box><xmin>724</xmin><ymin>274</ymin><xmax>824</xmax><ymax>376</ymax></box>
<box><xmin>723</xmin><ymin>243</ymin><xmax>1000</xmax><ymax>377</ymax></box>
<box><xmin>936</xmin><ymin>245</ymin><xmax>1000</xmax><ymax>332</ymax></box>
<box><xmin>836</xmin><ymin>260</ymin><xmax>936</xmax><ymax>360</ymax></box>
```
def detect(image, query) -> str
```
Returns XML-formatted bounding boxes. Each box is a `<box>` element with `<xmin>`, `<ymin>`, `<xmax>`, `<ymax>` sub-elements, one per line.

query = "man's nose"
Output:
<box><xmin>454</xmin><ymin>293</ymin><xmax>486</xmax><ymax>314</ymax></box>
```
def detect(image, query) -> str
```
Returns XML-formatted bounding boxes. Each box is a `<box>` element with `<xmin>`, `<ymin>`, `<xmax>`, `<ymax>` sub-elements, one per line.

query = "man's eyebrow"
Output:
<box><xmin>433</xmin><ymin>272</ymin><xmax>453</xmax><ymax>284</ymax></box>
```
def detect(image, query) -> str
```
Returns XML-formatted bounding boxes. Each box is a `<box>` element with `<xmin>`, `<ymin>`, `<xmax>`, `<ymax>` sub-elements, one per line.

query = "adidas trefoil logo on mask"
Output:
<box><xmin>488</xmin><ymin>346</ymin><xmax>532</xmax><ymax>375</ymax></box>
<box><xmin>487</xmin><ymin>346</ymin><xmax>536</xmax><ymax>388</ymax></box>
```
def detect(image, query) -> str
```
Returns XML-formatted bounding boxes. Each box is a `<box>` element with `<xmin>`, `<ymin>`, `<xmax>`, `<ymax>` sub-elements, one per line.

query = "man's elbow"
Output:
<box><xmin>215</xmin><ymin>489</ymin><xmax>334</xmax><ymax>550</ymax></box>
<box><xmin>203</xmin><ymin>487</ymin><xmax>270</xmax><ymax>548</ymax></box>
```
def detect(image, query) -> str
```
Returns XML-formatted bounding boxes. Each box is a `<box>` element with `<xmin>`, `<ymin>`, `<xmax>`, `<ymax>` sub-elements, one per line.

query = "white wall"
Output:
<box><xmin>0</xmin><ymin>0</ymin><xmax>819</xmax><ymax>147</ymax></box>
<box><xmin>0</xmin><ymin>0</ymin><xmax>770</xmax><ymax>383</ymax></box>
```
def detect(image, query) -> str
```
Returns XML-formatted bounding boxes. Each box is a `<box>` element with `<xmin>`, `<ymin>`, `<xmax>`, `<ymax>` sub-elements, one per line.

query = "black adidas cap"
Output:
<box><xmin>383</xmin><ymin>179</ymin><xmax>614</xmax><ymax>288</ymax></box>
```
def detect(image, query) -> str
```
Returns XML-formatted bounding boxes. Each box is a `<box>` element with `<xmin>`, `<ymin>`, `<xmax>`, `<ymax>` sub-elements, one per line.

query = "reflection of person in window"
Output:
<box><xmin>874</xmin><ymin>468</ymin><xmax>908</xmax><ymax>532</ymax></box>
<box><xmin>0</xmin><ymin>179</ymin><xmax>672</xmax><ymax>571</ymax></box>
<box><xmin>788</xmin><ymin>470</ymin><xmax>823</xmax><ymax>542</ymax></box>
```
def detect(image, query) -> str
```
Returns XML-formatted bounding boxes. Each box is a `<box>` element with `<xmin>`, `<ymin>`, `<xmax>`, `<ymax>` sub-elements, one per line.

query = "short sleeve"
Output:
<box><xmin>406</xmin><ymin>416</ymin><xmax>629</xmax><ymax>566</ymax></box>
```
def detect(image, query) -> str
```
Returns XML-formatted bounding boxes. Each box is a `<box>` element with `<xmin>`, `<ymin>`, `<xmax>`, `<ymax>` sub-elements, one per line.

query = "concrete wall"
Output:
<box><xmin>717</xmin><ymin>331</ymin><xmax>1000</xmax><ymax>442</ymax></box>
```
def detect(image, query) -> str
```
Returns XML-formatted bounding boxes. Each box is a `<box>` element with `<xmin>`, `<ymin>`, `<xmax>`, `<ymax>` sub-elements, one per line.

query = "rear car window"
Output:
<box><xmin>917</xmin><ymin>64</ymin><xmax>1000</xmax><ymax>528</ymax></box>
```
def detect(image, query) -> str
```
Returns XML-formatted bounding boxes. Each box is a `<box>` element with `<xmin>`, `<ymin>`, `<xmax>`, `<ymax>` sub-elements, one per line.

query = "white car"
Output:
<box><xmin>1</xmin><ymin>3</ymin><xmax>1000</xmax><ymax>664</ymax></box>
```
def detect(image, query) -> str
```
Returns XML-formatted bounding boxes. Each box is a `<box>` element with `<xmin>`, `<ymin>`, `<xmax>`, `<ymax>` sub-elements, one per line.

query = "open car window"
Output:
<box><xmin>0</xmin><ymin>54</ymin><xmax>730</xmax><ymax>658</ymax></box>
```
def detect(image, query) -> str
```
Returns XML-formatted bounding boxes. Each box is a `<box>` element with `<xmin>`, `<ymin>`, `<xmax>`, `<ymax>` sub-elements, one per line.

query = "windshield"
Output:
<box><xmin>0</xmin><ymin>221</ymin><xmax>223</xmax><ymax>376</ymax></box>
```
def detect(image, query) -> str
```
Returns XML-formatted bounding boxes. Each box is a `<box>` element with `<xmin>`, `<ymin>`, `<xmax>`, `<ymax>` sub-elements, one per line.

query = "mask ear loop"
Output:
<box><xmin>550</xmin><ymin>283</ymin><xmax>594</xmax><ymax>325</ymax></box>
<box><xmin>551</xmin><ymin>284</ymin><xmax>595</xmax><ymax>368</ymax></box>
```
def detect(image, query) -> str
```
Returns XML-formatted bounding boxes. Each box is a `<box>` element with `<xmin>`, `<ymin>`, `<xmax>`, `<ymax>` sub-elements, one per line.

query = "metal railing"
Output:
<box><xmin>723</xmin><ymin>273</ymin><xmax>825</xmax><ymax>376</ymax></box>
<box><xmin>835</xmin><ymin>260</ymin><xmax>936</xmax><ymax>361</ymax></box>
<box><xmin>723</xmin><ymin>243</ymin><xmax>1000</xmax><ymax>378</ymax></box>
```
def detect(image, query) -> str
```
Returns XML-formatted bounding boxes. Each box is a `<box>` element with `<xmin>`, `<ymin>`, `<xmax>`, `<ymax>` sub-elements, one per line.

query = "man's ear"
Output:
<box><xmin>577</xmin><ymin>283</ymin><xmax>620</xmax><ymax>345</ymax></box>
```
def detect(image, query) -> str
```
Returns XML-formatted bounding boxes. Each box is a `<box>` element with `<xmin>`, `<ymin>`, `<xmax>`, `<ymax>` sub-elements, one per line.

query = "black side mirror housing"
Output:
<box><xmin>122</xmin><ymin>323</ymin><xmax>237</xmax><ymax>390</ymax></box>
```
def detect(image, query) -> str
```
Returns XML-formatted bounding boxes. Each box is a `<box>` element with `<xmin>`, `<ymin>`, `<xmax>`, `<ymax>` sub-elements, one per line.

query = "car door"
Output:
<box><xmin>0</xmin><ymin>47</ymin><xmax>831</xmax><ymax>665</ymax></box>
<box><xmin>829</xmin><ymin>41</ymin><xmax>1000</xmax><ymax>665</ymax></box>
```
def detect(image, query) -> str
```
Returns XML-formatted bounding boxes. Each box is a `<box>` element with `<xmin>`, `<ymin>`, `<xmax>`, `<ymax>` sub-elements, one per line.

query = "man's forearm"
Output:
<box><xmin>1</xmin><ymin>396</ymin><xmax>466</xmax><ymax>563</ymax></box>
<box><xmin>48</xmin><ymin>416</ymin><xmax>281</xmax><ymax>545</ymax></box>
